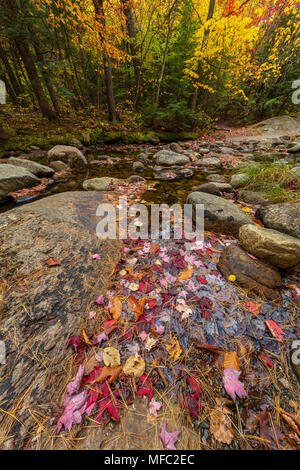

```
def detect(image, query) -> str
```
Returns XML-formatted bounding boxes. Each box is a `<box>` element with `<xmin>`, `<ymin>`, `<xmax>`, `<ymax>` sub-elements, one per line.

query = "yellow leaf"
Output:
<box><xmin>177</xmin><ymin>268</ymin><xmax>193</xmax><ymax>282</ymax></box>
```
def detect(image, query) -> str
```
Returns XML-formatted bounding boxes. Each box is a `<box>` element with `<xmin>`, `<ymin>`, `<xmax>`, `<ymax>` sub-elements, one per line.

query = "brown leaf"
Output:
<box><xmin>210</xmin><ymin>408</ymin><xmax>234</xmax><ymax>445</ymax></box>
<box><xmin>259</xmin><ymin>410</ymin><xmax>285</xmax><ymax>450</ymax></box>
<box><xmin>150</xmin><ymin>243</ymin><xmax>160</xmax><ymax>254</ymax></box>
<box><xmin>92</xmin><ymin>366</ymin><xmax>123</xmax><ymax>384</ymax></box>
<box><xmin>197</xmin><ymin>343</ymin><xmax>223</xmax><ymax>353</ymax></box>
<box><xmin>44</xmin><ymin>258</ymin><xmax>61</xmax><ymax>267</ymax></box>
<box><xmin>224</xmin><ymin>351</ymin><xmax>240</xmax><ymax>371</ymax></box>
<box><xmin>110</xmin><ymin>296</ymin><xmax>122</xmax><ymax>320</ymax></box>
<box><xmin>128</xmin><ymin>294</ymin><xmax>145</xmax><ymax>321</ymax></box>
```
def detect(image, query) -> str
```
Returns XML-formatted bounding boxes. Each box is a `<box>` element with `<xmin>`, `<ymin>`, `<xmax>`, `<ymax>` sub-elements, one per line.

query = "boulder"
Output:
<box><xmin>192</xmin><ymin>182</ymin><xmax>232</xmax><ymax>196</ymax></box>
<box><xmin>206</xmin><ymin>174</ymin><xmax>226</xmax><ymax>183</ymax></box>
<box><xmin>149</xmin><ymin>135</ymin><xmax>160</xmax><ymax>145</ymax></box>
<box><xmin>238</xmin><ymin>190</ymin><xmax>269</xmax><ymax>205</ymax></box>
<box><xmin>199</xmin><ymin>157</ymin><xmax>222</xmax><ymax>169</ymax></box>
<box><xmin>255</xmin><ymin>203</ymin><xmax>300</xmax><ymax>239</ymax></box>
<box><xmin>0</xmin><ymin>192</ymin><xmax>122</xmax><ymax>449</ymax></box>
<box><xmin>187</xmin><ymin>192</ymin><xmax>253</xmax><ymax>237</ymax></box>
<box><xmin>230</xmin><ymin>173</ymin><xmax>249</xmax><ymax>188</ymax></box>
<box><xmin>287</xmin><ymin>143</ymin><xmax>300</xmax><ymax>153</ymax></box>
<box><xmin>239</xmin><ymin>224</ymin><xmax>300</xmax><ymax>269</ymax></box>
<box><xmin>169</xmin><ymin>143</ymin><xmax>183</xmax><ymax>153</ymax></box>
<box><xmin>154</xmin><ymin>150</ymin><xmax>190</xmax><ymax>166</ymax></box>
<box><xmin>49</xmin><ymin>161</ymin><xmax>70</xmax><ymax>172</ymax></box>
<box><xmin>48</xmin><ymin>145</ymin><xmax>87</xmax><ymax>169</ymax></box>
<box><xmin>82</xmin><ymin>177</ymin><xmax>122</xmax><ymax>191</ymax></box>
<box><xmin>133</xmin><ymin>161</ymin><xmax>145</xmax><ymax>172</ymax></box>
<box><xmin>69</xmin><ymin>138</ymin><xmax>83</xmax><ymax>149</ymax></box>
<box><xmin>8</xmin><ymin>157</ymin><xmax>54</xmax><ymax>177</ymax></box>
<box><xmin>0</xmin><ymin>164</ymin><xmax>40</xmax><ymax>202</ymax></box>
<box><xmin>217</xmin><ymin>244</ymin><xmax>282</xmax><ymax>301</ymax></box>
<box><xmin>290</xmin><ymin>167</ymin><xmax>300</xmax><ymax>178</ymax></box>
<box><xmin>127</xmin><ymin>175</ymin><xmax>146</xmax><ymax>184</ymax></box>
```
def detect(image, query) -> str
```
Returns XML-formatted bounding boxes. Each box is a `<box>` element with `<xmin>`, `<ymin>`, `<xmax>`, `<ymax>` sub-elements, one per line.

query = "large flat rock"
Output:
<box><xmin>8</xmin><ymin>156</ymin><xmax>54</xmax><ymax>177</ymax></box>
<box><xmin>0</xmin><ymin>192</ymin><xmax>122</xmax><ymax>448</ymax></box>
<box><xmin>255</xmin><ymin>203</ymin><xmax>300</xmax><ymax>239</ymax></box>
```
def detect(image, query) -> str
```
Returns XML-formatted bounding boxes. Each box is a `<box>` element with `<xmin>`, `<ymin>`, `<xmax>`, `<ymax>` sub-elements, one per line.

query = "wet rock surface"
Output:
<box><xmin>217</xmin><ymin>244</ymin><xmax>282</xmax><ymax>301</ymax></box>
<box><xmin>82</xmin><ymin>177</ymin><xmax>122</xmax><ymax>191</ymax></box>
<box><xmin>0</xmin><ymin>192</ymin><xmax>122</xmax><ymax>448</ymax></box>
<box><xmin>187</xmin><ymin>192</ymin><xmax>253</xmax><ymax>237</ymax></box>
<box><xmin>48</xmin><ymin>145</ymin><xmax>88</xmax><ymax>169</ymax></box>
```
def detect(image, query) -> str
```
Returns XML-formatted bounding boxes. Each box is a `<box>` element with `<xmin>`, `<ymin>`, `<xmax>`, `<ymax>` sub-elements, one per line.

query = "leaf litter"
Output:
<box><xmin>55</xmin><ymin>184</ymin><xmax>299</xmax><ymax>450</ymax></box>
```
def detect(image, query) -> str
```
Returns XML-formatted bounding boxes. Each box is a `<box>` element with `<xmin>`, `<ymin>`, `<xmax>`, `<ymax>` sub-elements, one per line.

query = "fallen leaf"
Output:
<box><xmin>223</xmin><ymin>368</ymin><xmax>247</xmax><ymax>402</ymax></box>
<box><xmin>166</xmin><ymin>336</ymin><xmax>182</xmax><ymax>362</ymax></box>
<box><xmin>243</xmin><ymin>301</ymin><xmax>261</xmax><ymax>315</ymax></box>
<box><xmin>91</xmin><ymin>366</ymin><xmax>123</xmax><ymax>384</ymax></box>
<box><xmin>103</xmin><ymin>347</ymin><xmax>121</xmax><ymax>367</ymax></box>
<box><xmin>177</xmin><ymin>268</ymin><xmax>193</xmax><ymax>282</ymax></box>
<box><xmin>110</xmin><ymin>297</ymin><xmax>122</xmax><ymax>320</ymax></box>
<box><xmin>44</xmin><ymin>258</ymin><xmax>61</xmax><ymax>267</ymax></box>
<box><xmin>149</xmin><ymin>398</ymin><xmax>162</xmax><ymax>417</ymax></box>
<box><xmin>210</xmin><ymin>407</ymin><xmax>234</xmax><ymax>445</ymax></box>
<box><xmin>265</xmin><ymin>320</ymin><xmax>284</xmax><ymax>343</ymax></box>
<box><xmin>128</xmin><ymin>294</ymin><xmax>146</xmax><ymax>321</ymax></box>
<box><xmin>81</xmin><ymin>328</ymin><xmax>92</xmax><ymax>346</ymax></box>
<box><xmin>224</xmin><ymin>351</ymin><xmax>240</xmax><ymax>371</ymax></box>
<box><xmin>259</xmin><ymin>410</ymin><xmax>285</xmax><ymax>449</ymax></box>
<box><xmin>159</xmin><ymin>423</ymin><xmax>181</xmax><ymax>450</ymax></box>
<box><xmin>123</xmin><ymin>354</ymin><xmax>145</xmax><ymax>377</ymax></box>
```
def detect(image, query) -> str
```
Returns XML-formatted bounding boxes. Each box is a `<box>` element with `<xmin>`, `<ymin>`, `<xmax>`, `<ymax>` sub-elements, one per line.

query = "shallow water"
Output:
<box><xmin>0</xmin><ymin>149</ymin><xmax>232</xmax><ymax>212</ymax></box>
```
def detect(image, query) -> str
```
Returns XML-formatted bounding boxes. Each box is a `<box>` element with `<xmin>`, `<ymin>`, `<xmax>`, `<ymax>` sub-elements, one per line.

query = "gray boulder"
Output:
<box><xmin>49</xmin><ymin>161</ymin><xmax>70</xmax><ymax>172</ymax></box>
<box><xmin>48</xmin><ymin>145</ymin><xmax>87</xmax><ymax>169</ymax></box>
<box><xmin>82</xmin><ymin>177</ymin><xmax>122</xmax><ymax>191</ymax></box>
<box><xmin>0</xmin><ymin>164</ymin><xmax>40</xmax><ymax>202</ymax></box>
<box><xmin>187</xmin><ymin>192</ymin><xmax>253</xmax><ymax>237</ymax></box>
<box><xmin>133</xmin><ymin>161</ymin><xmax>146</xmax><ymax>172</ymax></box>
<box><xmin>154</xmin><ymin>150</ymin><xmax>190</xmax><ymax>166</ymax></box>
<box><xmin>255</xmin><ymin>203</ymin><xmax>300</xmax><ymax>239</ymax></box>
<box><xmin>8</xmin><ymin>157</ymin><xmax>54</xmax><ymax>177</ymax></box>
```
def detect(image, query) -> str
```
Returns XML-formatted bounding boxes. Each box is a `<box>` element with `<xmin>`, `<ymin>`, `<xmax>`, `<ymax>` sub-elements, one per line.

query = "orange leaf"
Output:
<box><xmin>44</xmin><ymin>258</ymin><xmax>61</xmax><ymax>267</ymax></box>
<box><xmin>91</xmin><ymin>366</ymin><xmax>123</xmax><ymax>384</ymax></box>
<box><xmin>243</xmin><ymin>302</ymin><xmax>261</xmax><ymax>316</ymax></box>
<box><xmin>81</xmin><ymin>328</ymin><xmax>92</xmax><ymax>346</ymax></box>
<box><xmin>224</xmin><ymin>351</ymin><xmax>240</xmax><ymax>371</ymax></box>
<box><xmin>177</xmin><ymin>268</ymin><xmax>193</xmax><ymax>282</ymax></box>
<box><xmin>110</xmin><ymin>297</ymin><xmax>122</xmax><ymax>320</ymax></box>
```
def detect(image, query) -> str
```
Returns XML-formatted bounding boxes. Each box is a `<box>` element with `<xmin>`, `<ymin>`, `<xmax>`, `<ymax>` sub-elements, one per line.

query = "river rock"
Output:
<box><xmin>127</xmin><ymin>175</ymin><xmax>146</xmax><ymax>184</ymax></box>
<box><xmin>82</xmin><ymin>177</ymin><xmax>122</xmax><ymax>191</ymax></box>
<box><xmin>238</xmin><ymin>190</ymin><xmax>269</xmax><ymax>205</ymax></box>
<box><xmin>199</xmin><ymin>157</ymin><xmax>222</xmax><ymax>169</ymax></box>
<box><xmin>49</xmin><ymin>161</ymin><xmax>70</xmax><ymax>172</ymax></box>
<box><xmin>0</xmin><ymin>192</ymin><xmax>122</xmax><ymax>449</ymax></box>
<box><xmin>290</xmin><ymin>167</ymin><xmax>300</xmax><ymax>178</ymax></box>
<box><xmin>239</xmin><ymin>224</ymin><xmax>300</xmax><ymax>269</ymax></box>
<box><xmin>0</xmin><ymin>164</ymin><xmax>41</xmax><ymax>202</ymax></box>
<box><xmin>255</xmin><ymin>203</ymin><xmax>300</xmax><ymax>239</ymax></box>
<box><xmin>133</xmin><ymin>161</ymin><xmax>145</xmax><ymax>172</ymax></box>
<box><xmin>187</xmin><ymin>192</ymin><xmax>253</xmax><ymax>237</ymax></box>
<box><xmin>154</xmin><ymin>150</ymin><xmax>189</xmax><ymax>166</ymax></box>
<box><xmin>192</xmin><ymin>182</ymin><xmax>232</xmax><ymax>196</ymax></box>
<box><xmin>217</xmin><ymin>244</ymin><xmax>282</xmax><ymax>301</ymax></box>
<box><xmin>48</xmin><ymin>145</ymin><xmax>87</xmax><ymax>169</ymax></box>
<box><xmin>230</xmin><ymin>173</ymin><xmax>249</xmax><ymax>188</ymax></box>
<box><xmin>8</xmin><ymin>157</ymin><xmax>54</xmax><ymax>177</ymax></box>
<box><xmin>287</xmin><ymin>143</ymin><xmax>300</xmax><ymax>153</ymax></box>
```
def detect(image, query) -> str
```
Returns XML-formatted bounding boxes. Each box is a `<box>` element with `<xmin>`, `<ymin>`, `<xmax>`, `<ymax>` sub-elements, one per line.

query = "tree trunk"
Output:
<box><xmin>191</xmin><ymin>0</ymin><xmax>216</xmax><ymax>112</ymax></box>
<box><xmin>155</xmin><ymin>0</ymin><xmax>179</xmax><ymax>105</ymax></box>
<box><xmin>15</xmin><ymin>39</ymin><xmax>57</xmax><ymax>120</ymax></box>
<box><xmin>121</xmin><ymin>0</ymin><xmax>142</xmax><ymax>106</ymax></box>
<box><xmin>92</xmin><ymin>0</ymin><xmax>118</xmax><ymax>121</ymax></box>
<box><xmin>4</xmin><ymin>0</ymin><xmax>56</xmax><ymax>120</ymax></box>
<box><xmin>0</xmin><ymin>42</ymin><xmax>23</xmax><ymax>99</ymax></box>
<box><xmin>29</xmin><ymin>29</ymin><xmax>61</xmax><ymax>115</ymax></box>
